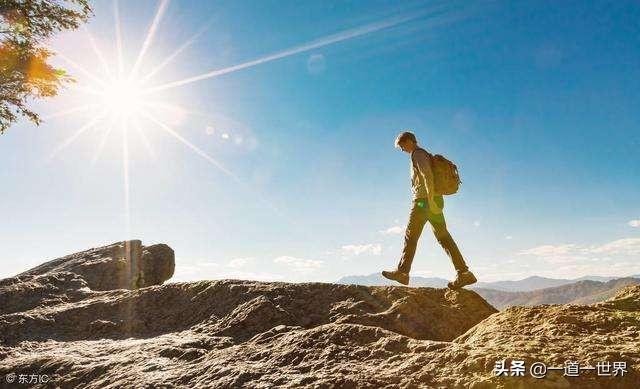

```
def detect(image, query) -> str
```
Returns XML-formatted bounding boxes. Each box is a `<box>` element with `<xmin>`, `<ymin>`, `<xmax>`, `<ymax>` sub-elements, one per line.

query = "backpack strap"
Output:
<box><xmin>411</xmin><ymin>149</ymin><xmax>435</xmax><ymax>195</ymax></box>
<box><xmin>411</xmin><ymin>147</ymin><xmax>432</xmax><ymax>167</ymax></box>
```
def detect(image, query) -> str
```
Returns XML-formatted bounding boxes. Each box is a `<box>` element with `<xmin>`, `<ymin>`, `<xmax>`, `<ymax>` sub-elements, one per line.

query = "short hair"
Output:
<box><xmin>395</xmin><ymin>131</ymin><xmax>417</xmax><ymax>148</ymax></box>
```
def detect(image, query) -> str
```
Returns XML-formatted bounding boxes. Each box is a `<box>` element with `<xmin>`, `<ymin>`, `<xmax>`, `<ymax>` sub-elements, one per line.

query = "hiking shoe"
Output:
<box><xmin>447</xmin><ymin>270</ymin><xmax>477</xmax><ymax>289</ymax></box>
<box><xmin>382</xmin><ymin>269</ymin><xmax>409</xmax><ymax>285</ymax></box>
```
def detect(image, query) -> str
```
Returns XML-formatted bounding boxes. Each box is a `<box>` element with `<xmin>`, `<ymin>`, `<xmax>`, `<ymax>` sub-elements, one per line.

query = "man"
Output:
<box><xmin>382</xmin><ymin>131</ymin><xmax>477</xmax><ymax>289</ymax></box>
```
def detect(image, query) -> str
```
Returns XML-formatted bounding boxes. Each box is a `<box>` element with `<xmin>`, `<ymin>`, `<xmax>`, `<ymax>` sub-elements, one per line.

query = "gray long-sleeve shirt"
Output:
<box><xmin>410</xmin><ymin>148</ymin><xmax>432</xmax><ymax>200</ymax></box>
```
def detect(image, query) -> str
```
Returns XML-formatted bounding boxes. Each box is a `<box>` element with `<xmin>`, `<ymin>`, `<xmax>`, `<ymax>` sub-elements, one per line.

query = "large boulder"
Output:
<box><xmin>19</xmin><ymin>240</ymin><xmax>174</xmax><ymax>291</ymax></box>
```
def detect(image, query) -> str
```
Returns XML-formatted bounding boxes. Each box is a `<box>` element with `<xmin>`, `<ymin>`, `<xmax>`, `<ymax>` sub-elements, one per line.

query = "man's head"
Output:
<box><xmin>395</xmin><ymin>131</ymin><xmax>418</xmax><ymax>153</ymax></box>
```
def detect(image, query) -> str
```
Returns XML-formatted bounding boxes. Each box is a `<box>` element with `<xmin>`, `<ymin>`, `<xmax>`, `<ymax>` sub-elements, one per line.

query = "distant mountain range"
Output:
<box><xmin>475</xmin><ymin>277</ymin><xmax>640</xmax><ymax>309</ymax></box>
<box><xmin>337</xmin><ymin>273</ymin><xmax>640</xmax><ymax>310</ymax></box>
<box><xmin>337</xmin><ymin>273</ymin><xmax>640</xmax><ymax>291</ymax></box>
<box><xmin>337</xmin><ymin>273</ymin><xmax>450</xmax><ymax>288</ymax></box>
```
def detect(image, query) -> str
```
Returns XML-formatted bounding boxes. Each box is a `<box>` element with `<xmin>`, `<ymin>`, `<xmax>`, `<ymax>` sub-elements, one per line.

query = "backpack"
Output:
<box><xmin>416</xmin><ymin>148</ymin><xmax>462</xmax><ymax>195</ymax></box>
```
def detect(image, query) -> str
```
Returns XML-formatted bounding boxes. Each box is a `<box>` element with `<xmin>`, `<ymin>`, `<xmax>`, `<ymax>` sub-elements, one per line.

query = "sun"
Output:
<box><xmin>100</xmin><ymin>79</ymin><xmax>144</xmax><ymax>119</ymax></box>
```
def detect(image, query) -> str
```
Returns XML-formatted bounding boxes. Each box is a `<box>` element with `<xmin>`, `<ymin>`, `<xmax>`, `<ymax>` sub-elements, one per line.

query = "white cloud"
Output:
<box><xmin>475</xmin><ymin>253</ymin><xmax>640</xmax><ymax>282</ymax></box>
<box><xmin>473</xmin><ymin>220</ymin><xmax>481</xmax><ymax>227</ymax></box>
<box><xmin>517</xmin><ymin>238</ymin><xmax>640</xmax><ymax>264</ymax></box>
<box><xmin>227</xmin><ymin>257</ymin><xmax>253</xmax><ymax>268</ymax></box>
<box><xmin>273</xmin><ymin>256</ymin><xmax>324</xmax><ymax>272</ymax></box>
<box><xmin>518</xmin><ymin>244</ymin><xmax>581</xmax><ymax>257</ymax></box>
<box><xmin>628</xmin><ymin>220</ymin><xmax>640</xmax><ymax>228</ymax></box>
<box><xmin>172</xmin><ymin>265</ymin><xmax>202</xmax><ymax>281</ymax></box>
<box><xmin>589</xmin><ymin>238</ymin><xmax>640</xmax><ymax>255</ymax></box>
<box><xmin>172</xmin><ymin>261</ymin><xmax>283</xmax><ymax>283</ymax></box>
<box><xmin>380</xmin><ymin>225</ymin><xmax>404</xmax><ymax>235</ymax></box>
<box><xmin>341</xmin><ymin>243</ymin><xmax>382</xmax><ymax>256</ymax></box>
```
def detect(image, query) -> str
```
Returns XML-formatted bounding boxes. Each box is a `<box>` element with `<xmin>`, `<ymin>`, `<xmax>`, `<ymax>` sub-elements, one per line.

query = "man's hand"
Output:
<box><xmin>428</xmin><ymin>197</ymin><xmax>442</xmax><ymax>214</ymax></box>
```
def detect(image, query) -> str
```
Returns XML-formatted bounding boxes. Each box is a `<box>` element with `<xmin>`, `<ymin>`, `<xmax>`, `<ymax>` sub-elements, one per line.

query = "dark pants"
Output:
<box><xmin>397</xmin><ymin>196</ymin><xmax>469</xmax><ymax>274</ymax></box>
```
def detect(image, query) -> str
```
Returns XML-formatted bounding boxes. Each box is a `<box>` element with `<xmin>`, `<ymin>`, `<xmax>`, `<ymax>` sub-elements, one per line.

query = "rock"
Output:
<box><xmin>1</xmin><ymin>244</ymin><xmax>639</xmax><ymax>388</ymax></box>
<box><xmin>0</xmin><ymin>271</ymin><xmax>90</xmax><ymax>315</ymax></box>
<box><xmin>444</xmin><ymin>285</ymin><xmax>640</xmax><ymax>387</ymax></box>
<box><xmin>19</xmin><ymin>240</ymin><xmax>174</xmax><ymax>290</ymax></box>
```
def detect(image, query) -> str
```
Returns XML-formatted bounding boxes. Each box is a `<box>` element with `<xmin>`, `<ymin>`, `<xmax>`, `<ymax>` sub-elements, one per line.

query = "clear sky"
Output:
<box><xmin>1</xmin><ymin>0</ymin><xmax>639</xmax><ymax>283</ymax></box>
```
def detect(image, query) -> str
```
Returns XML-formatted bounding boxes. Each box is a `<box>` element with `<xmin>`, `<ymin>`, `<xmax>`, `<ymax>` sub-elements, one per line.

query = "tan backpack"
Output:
<box><xmin>416</xmin><ymin>148</ymin><xmax>462</xmax><ymax>195</ymax></box>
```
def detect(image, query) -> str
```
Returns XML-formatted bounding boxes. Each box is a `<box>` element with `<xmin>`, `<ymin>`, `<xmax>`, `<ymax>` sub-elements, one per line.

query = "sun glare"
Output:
<box><xmin>100</xmin><ymin>79</ymin><xmax>143</xmax><ymax>118</ymax></box>
<box><xmin>50</xmin><ymin>0</ymin><xmax>451</xmax><ymax>164</ymax></box>
<box><xmin>46</xmin><ymin>0</ymin><xmax>459</xmax><ymax>238</ymax></box>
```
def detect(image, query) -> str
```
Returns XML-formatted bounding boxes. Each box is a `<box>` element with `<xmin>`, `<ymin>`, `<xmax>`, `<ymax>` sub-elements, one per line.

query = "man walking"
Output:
<box><xmin>382</xmin><ymin>131</ymin><xmax>477</xmax><ymax>289</ymax></box>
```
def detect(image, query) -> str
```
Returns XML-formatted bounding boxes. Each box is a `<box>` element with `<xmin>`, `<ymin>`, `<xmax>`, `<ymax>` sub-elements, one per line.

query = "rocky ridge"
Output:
<box><xmin>1</xmin><ymin>241</ymin><xmax>638</xmax><ymax>388</ymax></box>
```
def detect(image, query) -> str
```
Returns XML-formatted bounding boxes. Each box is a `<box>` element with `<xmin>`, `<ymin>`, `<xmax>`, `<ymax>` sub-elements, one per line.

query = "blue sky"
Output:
<box><xmin>1</xmin><ymin>0</ymin><xmax>639</xmax><ymax>282</ymax></box>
